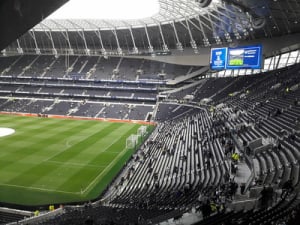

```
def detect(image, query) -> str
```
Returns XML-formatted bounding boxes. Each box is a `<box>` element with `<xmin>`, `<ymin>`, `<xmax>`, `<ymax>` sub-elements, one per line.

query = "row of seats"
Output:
<box><xmin>0</xmin><ymin>210</ymin><xmax>28</xmax><ymax>224</ymax></box>
<box><xmin>0</xmin><ymin>98</ymin><xmax>154</xmax><ymax>120</ymax></box>
<box><xmin>193</xmin><ymin>194</ymin><xmax>300</xmax><ymax>225</ymax></box>
<box><xmin>106</xmin><ymin>110</ymin><xmax>230</xmax><ymax>210</ymax></box>
<box><xmin>0</xmin><ymin>55</ymin><xmax>196</xmax><ymax>81</ymax></box>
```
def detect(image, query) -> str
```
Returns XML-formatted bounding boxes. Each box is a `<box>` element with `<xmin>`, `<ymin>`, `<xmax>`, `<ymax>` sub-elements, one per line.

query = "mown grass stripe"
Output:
<box><xmin>49</xmin><ymin>122</ymin><xmax>122</xmax><ymax>162</ymax></box>
<box><xmin>81</xmin><ymin>125</ymin><xmax>140</xmax><ymax>194</ymax></box>
<box><xmin>66</xmin><ymin>123</ymin><xmax>137</xmax><ymax>163</ymax></box>
<box><xmin>0</xmin><ymin>120</ymin><xmax>101</xmax><ymax>171</ymax></box>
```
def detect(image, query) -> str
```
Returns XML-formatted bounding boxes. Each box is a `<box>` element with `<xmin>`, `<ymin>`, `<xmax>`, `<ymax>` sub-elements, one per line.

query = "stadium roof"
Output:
<box><xmin>35</xmin><ymin>0</ymin><xmax>300</xmax><ymax>35</ymax></box>
<box><xmin>48</xmin><ymin>0</ymin><xmax>160</xmax><ymax>20</ymax></box>
<box><xmin>2</xmin><ymin>0</ymin><xmax>300</xmax><ymax>57</ymax></box>
<box><xmin>35</xmin><ymin>0</ymin><xmax>244</xmax><ymax>30</ymax></box>
<box><xmin>31</xmin><ymin>0</ymin><xmax>300</xmax><ymax>47</ymax></box>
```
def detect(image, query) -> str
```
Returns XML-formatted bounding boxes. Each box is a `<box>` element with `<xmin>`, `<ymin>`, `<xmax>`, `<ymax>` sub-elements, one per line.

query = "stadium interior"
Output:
<box><xmin>1</xmin><ymin>0</ymin><xmax>300</xmax><ymax>224</ymax></box>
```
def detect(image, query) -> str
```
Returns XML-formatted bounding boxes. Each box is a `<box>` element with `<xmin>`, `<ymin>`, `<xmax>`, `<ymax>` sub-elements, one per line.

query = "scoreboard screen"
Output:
<box><xmin>210</xmin><ymin>44</ymin><xmax>263</xmax><ymax>70</ymax></box>
<box><xmin>210</xmin><ymin>47</ymin><xmax>227</xmax><ymax>70</ymax></box>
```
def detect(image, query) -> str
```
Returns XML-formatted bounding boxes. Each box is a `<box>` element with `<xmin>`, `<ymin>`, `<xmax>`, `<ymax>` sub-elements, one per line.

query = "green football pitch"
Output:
<box><xmin>0</xmin><ymin>114</ymin><xmax>151</xmax><ymax>206</ymax></box>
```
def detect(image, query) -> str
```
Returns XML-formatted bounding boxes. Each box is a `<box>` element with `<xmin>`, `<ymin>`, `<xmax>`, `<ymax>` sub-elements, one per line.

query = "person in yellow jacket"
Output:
<box><xmin>210</xmin><ymin>202</ymin><xmax>217</xmax><ymax>212</ymax></box>
<box><xmin>49</xmin><ymin>205</ymin><xmax>55</xmax><ymax>211</ymax></box>
<box><xmin>286</xmin><ymin>87</ymin><xmax>290</xmax><ymax>93</ymax></box>
<box><xmin>235</xmin><ymin>153</ymin><xmax>240</xmax><ymax>161</ymax></box>
<box><xmin>231</xmin><ymin>152</ymin><xmax>239</xmax><ymax>162</ymax></box>
<box><xmin>34</xmin><ymin>210</ymin><xmax>39</xmax><ymax>216</ymax></box>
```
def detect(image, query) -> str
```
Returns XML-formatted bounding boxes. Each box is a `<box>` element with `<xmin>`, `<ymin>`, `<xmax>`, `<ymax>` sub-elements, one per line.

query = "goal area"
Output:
<box><xmin>126</xmin><ymin>134</ymin><xmax>139</xmax><ymax>149</ymax></box>
<box><xmin>126</xmin><ymin>126</ymin><xmax>148</xmax><ymax>149</ymax></box>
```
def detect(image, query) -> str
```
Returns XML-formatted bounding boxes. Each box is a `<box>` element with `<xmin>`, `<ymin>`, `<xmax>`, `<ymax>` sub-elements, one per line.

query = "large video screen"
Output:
<box><xmin>210</xmin><ymin>47</ymin><xmax>227</xmax><ymax>70</ymax></box>
<box><xmin>210</xmin><ymin>44</ymin><xmax>263</xmax><ymax>70</ymax></box>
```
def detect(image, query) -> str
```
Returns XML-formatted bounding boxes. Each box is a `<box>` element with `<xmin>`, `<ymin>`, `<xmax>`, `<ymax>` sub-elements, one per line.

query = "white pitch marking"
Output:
<box><xmin>47</xmin><ymin>160</ymin><xmax>107</xmax><ymax>168</ymax></box>
<box><xmin>0</xmin><ymin>182</ymin><xmax>79</xmax><ymax>195</ymax></box>
<box><xmin>82</xmin><ymin>147</ymin><xmax>128</xmax><ymax>194</ymax></box>
<box><xmin>0</xmin><ymin>128</ymin><xmax>15</xmax><ymax>137</ymax></box>
<box><xmin>81</xmin><ymin>125</ymin><xmax>141</xmax><ymax>194</ymax></box>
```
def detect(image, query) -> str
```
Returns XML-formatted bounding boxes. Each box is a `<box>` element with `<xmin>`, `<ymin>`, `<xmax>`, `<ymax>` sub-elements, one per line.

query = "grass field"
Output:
<box><xmin>0</xmin><ymin>114</ymin><xmax>151</xmax><ymax>206</ymax></box>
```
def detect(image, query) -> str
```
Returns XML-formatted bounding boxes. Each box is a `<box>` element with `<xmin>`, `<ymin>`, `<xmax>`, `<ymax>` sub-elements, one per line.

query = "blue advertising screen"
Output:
<box><xmin>226</xmin><ymin>45</ymin><xmax>262</xmax><ymax>69</ymax></box>
<box><xmin>210</xmin><ymin>47</ymin><xmax>227</xmax><ymax>70</ymax></box>
<box><xmin>210</xmin><ymin>44</ymin><xmax>263</xmax><ymax>70</ymax></box>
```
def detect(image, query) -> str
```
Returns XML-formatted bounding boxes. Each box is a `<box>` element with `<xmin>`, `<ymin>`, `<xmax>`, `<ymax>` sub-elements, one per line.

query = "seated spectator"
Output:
<box><xmin>260</xmin><ymin>186</ymin><xmax>269</xmax><ymax>208</ymax></box>
<box><xmin>281</xmin><ymin>179</ymin><xmax>294</xmax><ymax>199</ymax></box>
<box><xmin>289</xmin><ymin>130</ymin><xmax>296</xmax><ymax>142</ymax></box>
<box><xmin>240</xmin><ymin>183</ymin><xmax>246</xmax><ymax>195</ymax></box>
<box><xmin>274</xmin><ymin>108</ymin><xmax>282</xmax><ymax>116</ymax></box>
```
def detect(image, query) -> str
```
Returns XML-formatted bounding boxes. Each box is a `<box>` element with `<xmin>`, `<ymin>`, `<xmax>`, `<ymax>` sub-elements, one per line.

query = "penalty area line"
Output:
<box><xmin>0</xmin><ymin>182</ymin><xmax>79</xmax><ymax>195</ymax></box>
<box><xmin>81</xmin><ymin>147</ymin><xmax>128</xmax><ymax>194</ymax></box>
<box><xmin>81</xmin><ymin>126</ymin><xmax>136</xmax><ymax>194</ymax></box>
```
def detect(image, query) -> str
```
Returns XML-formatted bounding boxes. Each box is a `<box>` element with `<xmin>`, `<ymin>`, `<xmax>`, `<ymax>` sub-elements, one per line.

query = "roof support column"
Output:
<box><xmin>171</xmin><ymin>21</ymin><xmax>183</xmax><ymax>51</ymax></box>
<box><xmin>16</xmin><ymin>39</ymin><xmax>23</xmax><ymax>54</ymax></box>
<box><xmin>44</xmin><ymin>30</ymin><xmax>57</xmax><ymax>56</ymax></box>
<box><xmin>77</xmin><ymin>29</ymin><xmax>90</xmax><ymax>55</ymax></box>
<box><xmin>275</xmin><ymin>54</ymin><xmax>281</xmax><ymax>69</ymax></box>
<box><xmin>95</xmin><ymin>29</ymin><xmax>106</xmax><ymax>56</ymax></box>
<box><xmin>285</xmin><ymin>52</ymin><xmax>291</xmax><ymax>68</ymax></box>
<box><xmin>185</xmin><ymin>19</ymin><xmax>198</xmax><ymax>53</ymax></box>
<box><xmin>112</xmin><ymin>29</ymin><xmax>122</xmax><ymax>55</ymax></box>
<box><xmin>29</xmin><ymin>29</ymin><xmax>41</xmax><ymax>54</ymax></box>
<box><xmin>197</xmin><ymin>16</ymin><xmax>210</xmax><ymax>47</ymax></box>
<box><xmin>295</xmin><ymin>50</ymin><xmax>300</xmax><ymax>63</ymax></box>
<box><xmin>158</xmin><ymin>23</ymin><xmax>168</xmax><ymax>52</ymax></box>
<box><xmin>61</xmin><ymin>30</ymin><xmax>74</xmax><ymax>55</ymax></box>
<box><xmin>267</xmin><ymin>56</ymin><xmax>272</xmax><ymax>71</ymax></box>
<box><xmin>144</xmin><ymin>25</ymin><xmax>153</xmax><ymax>53</ymax></box>
<box><xmin>129</xmin><ymin>26</ymin><xmax>138</xmax><ymax>54</ymax></box>
<box><xmin>220</xmin><ymin>3</ymin><xmax>234</xmax><ymax>42</ymax></box>
<box><xmin>272</xmin><ymin>53</ymin><xmax>278</xmax><ymax>69</ymax></box>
